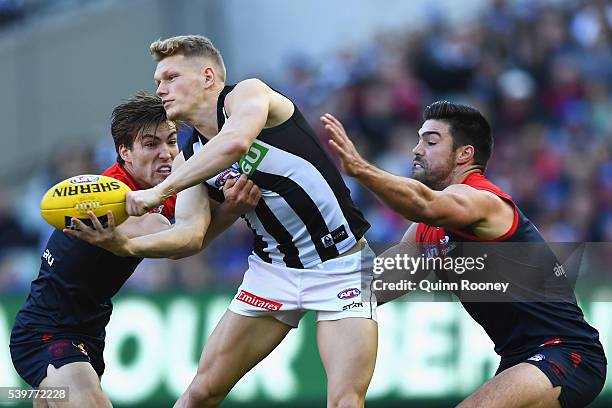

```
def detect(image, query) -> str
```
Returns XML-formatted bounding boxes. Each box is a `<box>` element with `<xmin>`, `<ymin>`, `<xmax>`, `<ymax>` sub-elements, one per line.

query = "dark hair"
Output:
<box><xmin>111</xmin><ymin>91</ymin><xmax>172</xmax><ymax>166</ymax></box>
<box><xmin>423</xmin><ymin>101</ymin><xmax>492</xmax><ymax>170</ymax></box>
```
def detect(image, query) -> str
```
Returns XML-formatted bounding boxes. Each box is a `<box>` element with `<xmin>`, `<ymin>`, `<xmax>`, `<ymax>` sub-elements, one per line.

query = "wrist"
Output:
<box><xmin>123</xmin><ymin>239</ymin><xmax>137</xmax><ymax>257</ymax></box>
<box><xmin>220</xmin><ymin>202</ymin><xmax>245</xmax><ymax>218</ymax></box>
<box><xmin>353</xmin><ymin>159</ymin><xmax>373</xmax><ymax>180</ymax></box>
<box><xmin>154</xmin><ymin>181</ymin><xmax>176</xmax><ymax>201</ymax></box>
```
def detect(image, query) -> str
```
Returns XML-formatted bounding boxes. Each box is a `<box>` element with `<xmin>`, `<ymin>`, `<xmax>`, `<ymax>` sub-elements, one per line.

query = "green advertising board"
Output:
<box><xmin>1</xmin><ymin>292</ymin><xmax>611</xmax><ymax>407</ymax></box>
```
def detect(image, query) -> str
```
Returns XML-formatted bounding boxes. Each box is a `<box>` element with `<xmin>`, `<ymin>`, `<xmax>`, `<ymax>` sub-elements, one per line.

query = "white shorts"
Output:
<box><xmin>228</xmin><ymin>242</ymin><xmax>377</xmax><ymax>327</ymax></box>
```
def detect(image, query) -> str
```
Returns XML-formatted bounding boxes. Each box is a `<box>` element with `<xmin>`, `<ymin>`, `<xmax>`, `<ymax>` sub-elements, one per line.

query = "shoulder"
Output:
<box><xmin>226</xmin><ymin>78</ymin><xmax>271</xmax><ymax>102</ymax></box>
<box><xmin>102</xmin><ymin>164</ymin><xmax>137</xmax><ymax>190</ymax></box>
<box><xmin>443</xmin><ymin>183</ymin><xmax>505</xmax><ymax>206</ymax></box>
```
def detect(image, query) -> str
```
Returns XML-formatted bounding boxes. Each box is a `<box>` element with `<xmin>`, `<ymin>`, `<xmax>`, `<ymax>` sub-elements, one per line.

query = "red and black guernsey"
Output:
<box><xmin>416</xmin><ymin>173</ymin><xmax>604</xmax><ymax>357</ymax></box>
<box><xmin>12</xmin><ymin>164</ymin><xmax>176</xmax><ymax>339</ymax></box>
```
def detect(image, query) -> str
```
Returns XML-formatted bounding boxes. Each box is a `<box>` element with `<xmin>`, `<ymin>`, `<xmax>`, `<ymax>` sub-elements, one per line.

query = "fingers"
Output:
<box><xmin>107</xmin><ymin>211</ymin><xmax>116</xmax><ymax>229</ymax></box>
<box><xmin>233</xmin><ymin>174</ymin><xmax>248</xmax><ymax>189</ymax></box>
<box><xmin>87</xmin><ymin>211</ymin><xmax>104</xmax><ymax>231</ymax></box>
<box><xmin>328</xmin><ymin>139</ymin><xmax>350</xmax><ymax>160</ymax></box>
<box><xmin>126</xmin><ymin>191</ymin><xmax>148</xmax><ymax>216</ymax></box>
<box><xmin>248</xmin><ymin>184</ymin><xmax>261</xmax><ymax>203</ymax></box>
<box><xmin>321</xmin><ymin>113</ymin><xmax>345</xmax><ymax>130</ymax></box>
<box><xmin>69</xmin><ymin>217</ymin><xmax>91</xmax><ymax>232</ymax></box>
<box><xmin>223</xmin><ymin>176</ymin><xmax>238</xmax><ymax>191</ymax></box>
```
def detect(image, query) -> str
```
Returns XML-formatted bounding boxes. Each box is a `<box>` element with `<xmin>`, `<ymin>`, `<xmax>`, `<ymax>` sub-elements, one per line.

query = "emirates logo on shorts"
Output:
<box><xmin>236</xmin><ymin>290</ymin><xmax>282</xmax><ymax>311</ymax></box>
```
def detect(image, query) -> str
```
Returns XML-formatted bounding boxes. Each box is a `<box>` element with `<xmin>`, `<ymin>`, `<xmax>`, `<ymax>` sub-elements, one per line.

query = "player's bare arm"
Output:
<box><xmin>117</xmin><ymin>213</ymin><xmax>172</xmax><ymax>238</ymax></box>
<box><xmin>127</xmin><ymin>79</ymin><xmax>277</xmax><ymax>216</ymax></box>
<box><xmin>67</xmin><ymin>153</ymin><xmax>211</xmax><ymax>258</ymax></box>
<box><xmin>201</xmin><ymin>174</ymin><xmax>261</xmax><ymax>249</ymax></box>
<box><xmin>322</xmin><ymin>113</ymin><xmax>514</xmax><ymax>238</ymax></box>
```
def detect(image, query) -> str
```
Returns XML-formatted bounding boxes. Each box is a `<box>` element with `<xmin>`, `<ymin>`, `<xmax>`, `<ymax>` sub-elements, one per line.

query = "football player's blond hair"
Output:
<box><xmin>150</xmin><ymin>35</ymin><xmax>226</xmax><ymax>82</ymax></box>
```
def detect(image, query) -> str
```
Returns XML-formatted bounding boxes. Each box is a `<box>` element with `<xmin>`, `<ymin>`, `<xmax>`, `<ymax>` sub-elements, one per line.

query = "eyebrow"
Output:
<box><xmin>418</xmin><ymin>131</ymin><xmax>442</xmax><ymax>138</ymax></box>
<box><xmin>141</xmin><ymin>130</ymin><xmax>177</xmax><ymax>139</ymax></box>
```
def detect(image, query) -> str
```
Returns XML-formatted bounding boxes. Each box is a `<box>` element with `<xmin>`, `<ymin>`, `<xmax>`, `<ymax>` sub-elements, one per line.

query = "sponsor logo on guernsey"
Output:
<box><xmin>337</xmin><ymin>288</ymin><xmax>361</xmax><ymax>300</ymax></box>
<box><xmin>236</xmin><ymin>290</ymin><xmax>282</xmax><ymax>311</ymax></box>
<box><xmin>528</xmin><ymin>354</ymin><xmax>546</xmax><ymax>362</ymax></box>
<box><xmin>342</xmin><ymin>301</ymin><xmax>363</xmax><ymax>311</ymax></box>
<box><xmin>321</xmin><ymin>225</ymin><xmax>349</xmax><ymax>248</ymax></box>
<box><xmin>42</xmin><ymin>249</ymin><xmax>54</xmax><ymax>267</ymax></box>
<box><xmin>214</xmin><ymin>163</ymin><xmax>242</xmax><ymax>188</ymax></box>
<box><xmin>69</xmin><ymin>175</ymin><xmax>100</xmax><ymax>184</ymax></box>
<box><xmin>239</xmin><ymin>142</ymin><xmax>269</xmax><ymax>176</ymax></box>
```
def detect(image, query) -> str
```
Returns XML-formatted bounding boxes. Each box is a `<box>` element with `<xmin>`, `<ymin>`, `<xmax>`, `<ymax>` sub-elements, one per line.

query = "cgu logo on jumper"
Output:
<box><xmin>239</xmin><ymin>142</ymin><xmax>269</xmax><ymax>176</ymax></box>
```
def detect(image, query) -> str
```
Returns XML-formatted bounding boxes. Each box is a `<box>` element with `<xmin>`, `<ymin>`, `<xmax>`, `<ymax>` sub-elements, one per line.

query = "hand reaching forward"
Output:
<box><xmin>321</xmin><ymin>113</ymin><xmax>369</xmax><ymax>177</ymax></box>
<box><xmin>63</xmin><ymin>211</ymin><xmax>132</xmax><ymax>257</ymax></box>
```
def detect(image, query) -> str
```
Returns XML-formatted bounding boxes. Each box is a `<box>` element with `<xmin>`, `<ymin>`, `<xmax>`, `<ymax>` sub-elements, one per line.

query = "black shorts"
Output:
<box><xmin>9</xmin><ymin>323</ymin><xmax>105</xmax><ymax>388</ymax></box>
<box><xmin>497</xmin><ymin>344</ymin><xmax>607</xmax><ymax>408</ymax></box>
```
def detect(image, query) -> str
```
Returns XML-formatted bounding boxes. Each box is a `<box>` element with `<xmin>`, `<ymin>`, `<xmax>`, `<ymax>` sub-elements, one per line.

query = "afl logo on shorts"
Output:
<box><xmin>338</xmin><ymin>288</ymin><xmax>361</xmax><ymax>300</ymax></box>
<box><xmin>69</xmin><ymin>175</ymin><xmax>101</xmax><ymax>184</ymax></box>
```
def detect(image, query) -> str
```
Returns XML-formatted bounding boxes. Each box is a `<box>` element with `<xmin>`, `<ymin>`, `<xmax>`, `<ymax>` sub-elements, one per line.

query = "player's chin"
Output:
<box><xmin>411</xmin><ymin>168</ymin><xmax>425</xmax><ymax>180</ymax></box>
<box><xmin>152</xmin><ymin>172</ymin><xmax>171</xmax><ymax>184</ymax></box>
<box><xmin>165</xmin><ymin>107</ymin><xmax>181</xmax><ymax>120</ymax></box>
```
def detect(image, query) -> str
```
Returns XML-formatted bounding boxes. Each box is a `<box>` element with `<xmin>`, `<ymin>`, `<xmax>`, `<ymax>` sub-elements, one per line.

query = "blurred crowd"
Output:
<box><xmin>2</xmin><ymin>0</ymin><xmax>611</xmax><ymax>293</ymax></box>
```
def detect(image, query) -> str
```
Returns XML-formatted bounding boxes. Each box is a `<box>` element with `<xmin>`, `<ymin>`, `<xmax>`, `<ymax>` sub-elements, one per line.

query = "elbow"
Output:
<box><xmin>184</xmin><ymin>230</ymin><xmax>205</xmax><ymax>256</ymax></box>
<box><xmin>226</xmin><ymin>137</ymin><xmax>251</xmax><ymax>158</ymax></box>
<box><xmin>168</xmin><ymin>229</ymin><xmax>205</xmax><ymax>260</ymax></box>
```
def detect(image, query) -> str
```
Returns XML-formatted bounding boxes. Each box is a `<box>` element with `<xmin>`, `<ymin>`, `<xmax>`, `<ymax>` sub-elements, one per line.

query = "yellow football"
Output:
<box><xmin>40</xmin><ymin>175</ymin><xmax>131</xmax><ymax>230</ymax></box>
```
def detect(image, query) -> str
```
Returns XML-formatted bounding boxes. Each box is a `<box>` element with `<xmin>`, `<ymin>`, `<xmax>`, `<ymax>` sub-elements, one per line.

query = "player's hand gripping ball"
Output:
<box><xmin>40</xmin><ymin>175</ymin><xmax>131</xmax><ymax>230</ymax></box>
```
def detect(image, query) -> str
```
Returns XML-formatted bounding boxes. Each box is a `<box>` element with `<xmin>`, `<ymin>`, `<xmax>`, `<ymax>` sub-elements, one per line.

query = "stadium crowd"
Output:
<box><xmin>1</xmin><ymin>0</ymin><xmax>611</xmax><ymax>293</ymax></box>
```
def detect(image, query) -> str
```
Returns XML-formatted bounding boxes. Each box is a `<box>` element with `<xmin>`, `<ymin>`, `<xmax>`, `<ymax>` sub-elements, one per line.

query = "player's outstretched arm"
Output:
<box><xmin>127</xmin><ymin>182</ymin><xmax>211</xmax><ymax>259</ymax></box>
<box><xmin>64</xmin><ymin>181</ymin><xmax>210</xmax><ymax>259</ymax></box>
<box><xmin>126</xmin><ymin>79</ymin><xmax>271</xmax><ymax>216</ymax></box>
<box><xmin>321</xmin><ymin>113</ymin><xmax>509</xmax><ymax>232</ymax></box>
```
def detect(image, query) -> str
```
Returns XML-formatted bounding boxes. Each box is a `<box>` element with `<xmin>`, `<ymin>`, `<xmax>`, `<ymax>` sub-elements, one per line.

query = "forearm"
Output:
<box><xmin>155</xmin><ymin>133</ymin><xmax>247</xmax><ymax>199</ymax></box>
<box><xmin>201</xmin><ymin>204</ymin><xmax>243</xmax><ymax>249</ymax></box>
<box><xmin>355</xmin><ymin>164</ymin><xmax>437</xmax><ymax>223</ymax></box>
<box><xmin>126</xmin><ymin>224</ymin><xmax>205</xmax><ymax>259</ymax></box>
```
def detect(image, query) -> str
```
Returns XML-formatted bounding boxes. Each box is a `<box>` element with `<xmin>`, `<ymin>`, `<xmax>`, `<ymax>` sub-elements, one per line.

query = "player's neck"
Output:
<box><xmin>451</xmin><ymin>166</ymin><xmax>483</xmax><ymax>185</ymax></box>
<box><xmin>191</xmin><ymin>85</ymin><xmax>225</xmax><ymax>140</ymax></box>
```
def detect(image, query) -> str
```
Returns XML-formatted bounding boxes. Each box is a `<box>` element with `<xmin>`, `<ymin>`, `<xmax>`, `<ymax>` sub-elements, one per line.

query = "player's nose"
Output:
<box><xmin>158</xmin><ymin>146</ymin><xmax>172</xmax><ymax>159</ymax></box>
<box><xmin>156</xmin><ymin>82</ymin><xmax>167</xmax><ymax>97</ymax></box>
<box><xmin>412</xmin><ymin>141</ymin><xmax>424</xmax><ymax>156</ymax></box>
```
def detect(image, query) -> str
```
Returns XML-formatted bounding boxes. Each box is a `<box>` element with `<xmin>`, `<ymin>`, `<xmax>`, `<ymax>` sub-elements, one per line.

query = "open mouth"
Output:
<box><xmin>156</xmin><ymin>165</ymin><xmax>171</xmax><ymax>175</ymax></box>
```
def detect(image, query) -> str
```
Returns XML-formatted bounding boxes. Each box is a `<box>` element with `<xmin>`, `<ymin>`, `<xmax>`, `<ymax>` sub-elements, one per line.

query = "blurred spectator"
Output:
<box><xmin>6</xmin><ymin>0</ymin><xmax>612</xmax><ymax>293</ymax></box>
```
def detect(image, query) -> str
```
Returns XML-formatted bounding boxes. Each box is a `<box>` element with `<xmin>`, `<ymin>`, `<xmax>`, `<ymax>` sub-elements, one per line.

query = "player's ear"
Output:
<box><xmin>202</xmin><ymin>66</ymin><xmax>215</xmax><ymax>88</ymax></box>
<box><xmin>456</xmin><ymin>145</ymin><xmax>474</xmax><ymax>165</ymax></box>
<box><xmin>119</xmin><ymin>144</ymin><xmax>131</xmax><ymax>163</ymax></box>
